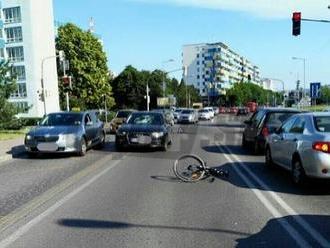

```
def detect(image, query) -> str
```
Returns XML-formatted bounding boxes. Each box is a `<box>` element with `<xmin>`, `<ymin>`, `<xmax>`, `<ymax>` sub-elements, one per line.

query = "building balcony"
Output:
<box><xmin>0</xmin><ymin>20</ymin><xmax>3</xmax><ymax>29</ymax></box>
<box><xmin>0</xmin><ymin>38</ymin><xmax>5</xmax><ymax>48</ymax></box>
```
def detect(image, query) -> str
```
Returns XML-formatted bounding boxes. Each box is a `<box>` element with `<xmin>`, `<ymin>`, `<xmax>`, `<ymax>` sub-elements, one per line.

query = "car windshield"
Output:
<box><xmin>116</xmin><ymin>111</ymin><xmax>132</xmax><ymax>118</ymax></box>
<box><xmin>127</xmin><ymin>113</ymin><xmax>163</xmax><ymax>125</ymax></box>
<box><xmin>314</xmin><ymin>116</ymin><xmax>330</xmax><ymax>132</ymax></box>
<box><xmin>175</xmin><ymin>109</ymin><xmax>182</xmax><ymax>113</ymax></box>
<box><xmin>266</xmin><ymin>112</ymin><xmax>298</xmax><ymax>127</ymax></box>
<box><xmin>181</xmin><ymin>110</ymin><xmax>193</xmax><ymax>114</ymax></box>
<box><xmin>40</xmin><ymin>113</ymin><xmax>82</xmax><ymax>126</ymax></box>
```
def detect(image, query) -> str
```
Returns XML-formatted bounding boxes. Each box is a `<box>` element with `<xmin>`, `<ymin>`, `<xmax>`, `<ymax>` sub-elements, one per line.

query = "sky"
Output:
<box><xmin>53</xmin><ymin>0</ymin><xmax>330</xmax><ymax>91</ymax></box>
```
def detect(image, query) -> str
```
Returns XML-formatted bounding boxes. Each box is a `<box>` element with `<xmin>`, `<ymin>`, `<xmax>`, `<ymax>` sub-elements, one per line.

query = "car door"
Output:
<box><xmin>271</xmin><ymin>117</ymin><xmax>296</xmax><ymax>166</ymax></box>
<box><xmin>84</xmin><ymin>113</ymin><xmax>95</xmax><ymax>146</ymax></box>
<box><xmin>282</xmin><ymin>117</ymin><xmax>306</xmax><ymax>168</ymax></box>
<box><xmin>246</xmin><ymin>110</ymin><xmax>265</xmax><ymax>142</ymax></box>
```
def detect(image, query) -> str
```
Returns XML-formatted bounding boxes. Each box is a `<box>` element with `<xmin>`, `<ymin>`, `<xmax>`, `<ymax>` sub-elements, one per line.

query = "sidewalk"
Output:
<box><xmin>0</xmin><ymin>137</ymin><xmax>26</xmax><ymax>163</ymax></box>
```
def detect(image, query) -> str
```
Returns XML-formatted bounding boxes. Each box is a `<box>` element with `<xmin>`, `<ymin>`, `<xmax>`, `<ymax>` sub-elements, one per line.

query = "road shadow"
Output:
<box><xmin>57</xmin><ymin>218</ymin><xmax>250</xmax><ymax>237</ymax></box>
<box><xmin>236</xmin><ymin>215</ymin><xmax>330</xmax><ymax>247</ymax></box>
<box><xmin>203</xmin><ymin>145</ymin><xmax>253</xmax><ymax>156</ymax></box>
<box><xmin>213</xmin><ymin>162</ymin><xmax>330</xmax><ymax>196</ymax></box>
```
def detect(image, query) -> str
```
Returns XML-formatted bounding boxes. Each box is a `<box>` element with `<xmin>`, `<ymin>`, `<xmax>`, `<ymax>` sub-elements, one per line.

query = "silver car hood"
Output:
<box><xmin>28</xmin><ymin>126</ymin><xmax>82</xmax><ymax>136</ymax></box>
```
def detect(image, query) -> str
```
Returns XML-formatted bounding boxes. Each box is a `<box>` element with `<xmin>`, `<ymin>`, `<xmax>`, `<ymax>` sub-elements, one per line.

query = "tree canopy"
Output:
<box><xmin>56</xmin><ymin>23</ymin><xmax>115</xmax><ymax>110</ymax></box>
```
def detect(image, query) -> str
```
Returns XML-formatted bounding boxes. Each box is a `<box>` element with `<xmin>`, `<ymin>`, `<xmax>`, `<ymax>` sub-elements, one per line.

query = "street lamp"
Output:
<box><xmin>292</xmin><ymin>56</ymin><xmax>306</xmax><ymax>98</ymax></box>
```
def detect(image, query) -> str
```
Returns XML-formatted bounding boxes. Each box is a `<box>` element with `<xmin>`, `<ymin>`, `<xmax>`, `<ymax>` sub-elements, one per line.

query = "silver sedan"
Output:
<box><xmin>25</xmin><ymin>111</ymin><xmax>105</xmax><ymax>157</ymax></box>
<box><xmin>265</xmin><ymin>112</ymin><xmax>330</xmax><ymax>185</ymax></box>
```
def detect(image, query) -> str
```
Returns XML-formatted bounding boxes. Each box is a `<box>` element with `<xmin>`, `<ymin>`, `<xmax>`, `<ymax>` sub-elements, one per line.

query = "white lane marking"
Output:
<box><xmin>215</xmin><ymin>144</ymin><xmax>310</xmax><ymax>247</ymax></box>
<box><xmin>216</xmin><ymin>125</ymin><xmax>330</xmax><ymax>247</ymax></box>
<box><xmin>222</xmin><ymin>144</ymin><xmax>330</xmax><ymax>248</ymax></box>
<box><xmin>0</xmin><ymin>159</ymin><xmax>122</xmax><ymax>248</ymax></box>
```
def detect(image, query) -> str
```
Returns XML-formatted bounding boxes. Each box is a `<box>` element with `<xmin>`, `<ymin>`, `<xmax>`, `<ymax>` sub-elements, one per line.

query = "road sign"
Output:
<box><xmin>310</xmin><ymin>82</ymin><xmax>321</xmax><ymax>99</ymax></box>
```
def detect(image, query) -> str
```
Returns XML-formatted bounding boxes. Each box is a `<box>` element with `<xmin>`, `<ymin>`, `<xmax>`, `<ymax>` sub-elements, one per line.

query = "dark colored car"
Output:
<box><xmin>115</xmin><ymin>111</ymin><xmax>173</xmax><ymax>151</ymax></box>
<box><xmin>242</xmin><ymin>108</ymin><xmax>300</xmax><ymax>154</ymax></box>
<box><xmin>25</xmin><ymin>111</ymin><xmax>105</xmax><ymax>157</ymax></box>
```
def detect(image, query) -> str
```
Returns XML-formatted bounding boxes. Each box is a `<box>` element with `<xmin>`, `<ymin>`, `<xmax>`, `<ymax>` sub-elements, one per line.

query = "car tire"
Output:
<box><xmin>78</xmin><ymin>138</ymin><xmax>87</xmax><ymax>157</ymax></box>
<box><xmin>96</xmin><ymin>132</ymin><xmax>106</xmax><ymax>149</ymax></box>
<box><xmin>265</xmin><ymin>147</ymin><xmax>274</xmax><ymax>168</ymax></box>
<box><xmin>242</xmin><ymin>135</ymin><xmax>248</xmax><ymax>148</ymax></box>
<box><xmin>291</xmin><ymin>158</ymin><xmax>306</xmax><ymax>186</ymax></box>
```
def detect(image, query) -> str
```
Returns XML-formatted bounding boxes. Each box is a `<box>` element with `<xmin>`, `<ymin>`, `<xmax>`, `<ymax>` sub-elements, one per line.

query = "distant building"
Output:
<box><xmin>0</xmin><ymin>0</ymin><xmax>60</xmax><ymax>117</ymax></box>
<box><xmin>182</xmin><ymin>42</ymin><xmax>261</xmax><ymax>99</ymax></box>
<box><xmin>261</xmin><ymin>78</ymin><xmax>278</xmax><ymax>91</ymax></box>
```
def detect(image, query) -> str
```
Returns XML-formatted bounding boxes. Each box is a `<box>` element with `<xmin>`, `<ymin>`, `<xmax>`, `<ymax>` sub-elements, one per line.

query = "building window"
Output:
<box><xmin>6</xmin><ymin>46</ymin><xmax>24</xmax><ymax>62</ymax></box>
<box><xmin>0</xmin><ymin>29</ymin><xmax>3</xmax><ymax>39</ymax></box>
<box><xmin>10</xmin><ymin>83</ymin><xmax>27</xmax><ymax>98</ymax></box>
<box><xmin>11</xmin><ymin>65</ymin><xmax>26</xmax><ymax>81</ymax></box>
<box><xmin>13</xmin><ymin>101</ymin><xmax>29</xmax><ymax>113</ymax></box>
<box><xmin>197</xmin><ymin>75</ymin><xmax>200</xmax><ymax>79</ymax></box>
<box><xmin>197</xmin><ymin>61</ymin><xmax>200</xmax><ymax>65</ymax></box>
<box><xmin>5</xmin><ymin>27</ymin><xmax>23</xmax><ymax>43</ymax></box>
<box><xmin>3</xmin><ymin>7</ymin><xmax>21</xmax><ymax>24</ymax></box>
<box><xmin>197</xmin><ymin>54</ymin><xmax>200</xmax><ymax>58</ymax></box>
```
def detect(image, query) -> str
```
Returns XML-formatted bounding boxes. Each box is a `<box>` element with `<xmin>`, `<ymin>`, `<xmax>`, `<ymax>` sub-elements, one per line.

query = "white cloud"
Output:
<box><xmin>132</xmin><ymin>0</ymin><xmax>330</xmax><ymax>19</ymax></box>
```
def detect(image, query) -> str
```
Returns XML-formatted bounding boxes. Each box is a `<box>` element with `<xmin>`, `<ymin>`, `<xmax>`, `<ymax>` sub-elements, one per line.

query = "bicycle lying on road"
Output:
<box><xmin>173</xmin><ymin>154</ymin><xmax>229</xmax><ymax>182</ymax></box>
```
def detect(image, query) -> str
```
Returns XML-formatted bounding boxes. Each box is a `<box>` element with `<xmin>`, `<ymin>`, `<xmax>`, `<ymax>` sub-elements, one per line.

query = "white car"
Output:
<box><xmin>198</xmin><ymin>109</ymin><xmax>212</xmax><ymax>120</ymax></box>
<box><xmin>203</xmin><ymin>107</ymin><xmax>215</xmax><ymax>119</ymax></box>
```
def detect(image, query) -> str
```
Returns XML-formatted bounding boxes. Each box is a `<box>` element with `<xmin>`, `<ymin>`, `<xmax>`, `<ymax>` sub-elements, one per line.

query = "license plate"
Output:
<box><xmin>37</xmin><ymin>143</ymin><xmax>58</xmax><ymax>152</ymax></box>
<box><xmin>138</xmin><ymin>136</ymin><xmax>151</xmax><ymax>144</ymax></box>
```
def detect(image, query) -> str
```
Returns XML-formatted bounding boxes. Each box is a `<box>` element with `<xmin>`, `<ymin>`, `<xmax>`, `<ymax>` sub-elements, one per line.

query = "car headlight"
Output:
<box><xmin>151</xmin><ymin>132</ymin><xmax>164</xmax><ymax>138</ymax></box>
<box><xmin>25</xmin><ymin>134</ymin><xmax>33</xmax><ymax>140</ymax></box>
<box><xmin>61</xmin><ymin>134</ymin><xmax>77</xmax><ymax>144</ymax></box>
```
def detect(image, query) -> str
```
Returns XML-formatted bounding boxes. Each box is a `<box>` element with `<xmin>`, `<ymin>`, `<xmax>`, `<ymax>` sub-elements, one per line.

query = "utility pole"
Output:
<box><xmin>146</xmin><ymin>84</ymin><xmax>150</xmax><ymax>111</ymax></box>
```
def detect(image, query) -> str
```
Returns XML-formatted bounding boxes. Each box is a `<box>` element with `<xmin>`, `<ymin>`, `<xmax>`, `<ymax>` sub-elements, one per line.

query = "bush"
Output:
<box><xmin>20</xmin><ymin>117</ymin><xmax>42</xmax><ymax>126</ymax></box>
<box><xmin>99</xmin><ymin>111</ymin><xmax>116</xmax><ymax>122</ymax></box>
<box><xmin>0</xmin><ymin>118</ymin><xmax>24</xmax><ymax>130</ymax></box>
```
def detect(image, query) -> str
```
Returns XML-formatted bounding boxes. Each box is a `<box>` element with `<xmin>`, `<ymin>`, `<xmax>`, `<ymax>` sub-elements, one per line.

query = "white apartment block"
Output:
<box><xmin>0</xmin><ymin>0</ymin><xmax>60</xmax><ymax>118</ymax></box>
<box><xmin>183</xmin><ymin>42</ymin><xmax>261</xmax><ymax>97</ymax></box>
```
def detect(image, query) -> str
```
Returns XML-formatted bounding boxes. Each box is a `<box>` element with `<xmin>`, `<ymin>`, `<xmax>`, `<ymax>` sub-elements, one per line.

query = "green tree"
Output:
<box><xmin>321</xmin><ymin>86</ymin><xmax>330</xmax><ymax>105</ymax></box>
<box><xmin>56</xmin><ymin>23</ymin><xmax>115</xmax><ymax>110</ymax></box>
<box><xmin>0</xmin><ymin>61</ymin><xmax>20</xmax><ymax>129</ymax></box>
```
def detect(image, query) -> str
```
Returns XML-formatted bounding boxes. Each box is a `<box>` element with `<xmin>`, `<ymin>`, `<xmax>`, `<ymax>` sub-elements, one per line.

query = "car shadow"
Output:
<box><xmin>212</xmin><ymin>162</ymin><xmax>330</xmax><ymax>196</ymax></box>
<box><xmin>236</xmin><ymin>215</ymin><xmax>330</xmax><ymax>247</ymax></box>
<box><xmin>57</xmin><ymin>218</ymin><xmax>251</xmax><ymax>237</ymax></box>
<box><xmin>150</xmin><ymin>175</ymin><xmax>182</xmax><ymax>183</ymax></box>
<box><xmin>6</xmin><ymin>144</ymin><xmax>26</xmax><ymax>158</ymax></box>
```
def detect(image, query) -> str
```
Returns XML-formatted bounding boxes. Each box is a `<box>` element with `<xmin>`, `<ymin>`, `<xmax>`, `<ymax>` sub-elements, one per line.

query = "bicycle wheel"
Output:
<box><xmin>173</xmin><ymin>154</ymin><xmax>206</xmax><ymax>182</ymax></box>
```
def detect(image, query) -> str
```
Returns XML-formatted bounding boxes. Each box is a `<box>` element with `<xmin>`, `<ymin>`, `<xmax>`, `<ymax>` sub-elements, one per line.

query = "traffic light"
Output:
<box><xmin>62</xmin><ymin>76</ymin><xmax>72</xmax><ymax>89</ymax></box>
<box><xmin>292</xmin><ymin>12</ymin><xmax>301</xmax><ymax>36</ymax></box>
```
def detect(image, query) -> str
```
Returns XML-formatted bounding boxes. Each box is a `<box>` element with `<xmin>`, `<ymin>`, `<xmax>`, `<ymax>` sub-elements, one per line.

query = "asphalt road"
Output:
<box><xmin>0</xmin><ymin>114</ymin><xmax>330</xmax><ymax>247</ymax></box>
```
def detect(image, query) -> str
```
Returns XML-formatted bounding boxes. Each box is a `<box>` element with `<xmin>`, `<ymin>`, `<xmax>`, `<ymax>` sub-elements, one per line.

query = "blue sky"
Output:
<box><xmin>53</xmin><ymin>0</ymin><xmax>330</xmax><ymax>90</ymax></box>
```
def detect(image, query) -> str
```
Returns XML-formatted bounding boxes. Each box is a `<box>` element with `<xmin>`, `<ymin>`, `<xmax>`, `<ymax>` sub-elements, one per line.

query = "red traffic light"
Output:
<box><xmin>292</xmin><ymin>12</ymin><xmax>301</xmax><ymax>21</ymax></box>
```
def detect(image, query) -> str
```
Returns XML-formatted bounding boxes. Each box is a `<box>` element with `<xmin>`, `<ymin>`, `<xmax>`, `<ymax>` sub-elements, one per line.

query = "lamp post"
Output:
<box><xmin>292</xmin><ymin>57</ymin><xmax>306</xmax><ymax>98</ymax></box>
<box><xmin>41</xmin><ymin>50</ymin><xmax>66</xmax><ymax>115</ymax></box>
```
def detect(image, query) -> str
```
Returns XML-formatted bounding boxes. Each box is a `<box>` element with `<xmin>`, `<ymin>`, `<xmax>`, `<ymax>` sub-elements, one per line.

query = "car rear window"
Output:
<box><xmin>266</xmin><ymin>112</ymin><xmax>297</xmax><ymax>127</ymax></box>
<box><xmin>314</xmin><ymin>116</ymin><xmax>330</xmax><ymax>132</ymax></box>
<box><xmin>182</xmin><ymin>110</ymin><xmax>193</xmax><ymax>114</ymax></box>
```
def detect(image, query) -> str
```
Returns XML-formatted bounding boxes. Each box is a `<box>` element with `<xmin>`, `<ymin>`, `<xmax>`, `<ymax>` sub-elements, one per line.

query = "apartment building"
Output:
<box><xmin>182</xmin><ymin>42</ymin><xmax>261</xmax><ymax>98</ymax></box>
<box><xmin>0</xmin><ymin>0</ymin><xmax>59</xmax><ymax>117</ymax></box>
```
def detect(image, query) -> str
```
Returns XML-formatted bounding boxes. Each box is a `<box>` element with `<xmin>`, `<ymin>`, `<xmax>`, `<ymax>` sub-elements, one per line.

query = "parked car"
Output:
<box><xmin>203</xmin><ymin>107</ymin><xmax>215</xmax><ymax>119</ymax></box>
<box><xmin>177</xmin><ymin>109</ymin><xmax>199</xmax><ymax>124</ymax></box>
<box><xmin>219</xmin><ymin>107</ymin><xmax>226</xmax><ymax>114</ymax></box>
<box><xmin>25</xmin><ymin>111</ymin><xmax>105</xmax><ymax>157</ymax></box>
<box><xmin>236</xmin><ymin>107</ymin><xmax>249</xmax><ymax>116</ymax></box>
<box><xmin>265</xmin><ymin>112</ymin><xmax>330</xmax><ymax>185</ymax></box>
<box><xmin>115</xmin><ymin>111</ymin><xmax>172</xmax><ymax>151</ymax></box>
<box><xmin>110</xmin><ymin>109</ymin><xmax>135</xmax><ymax>134</ymax></box>
<box><xmin>198</xmin><ymin>109</ymin><xmax>212</xmax><ymax>120</ymax></box>
<box><xmin>230</xmin><ymin>107</ymin><xmax>238</xmax><ymax>114</ymax></box>
<box><xmin>242</xmin><ymin>108</ymin><xmax>300</xmax><ymax>154</ymax></box>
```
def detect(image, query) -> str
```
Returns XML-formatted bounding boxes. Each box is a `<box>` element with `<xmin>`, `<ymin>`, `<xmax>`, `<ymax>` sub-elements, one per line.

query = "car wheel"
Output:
<box><xmin>265</xmin><ymin>147</ymin><xmax>274</xmax><ymax>168</ymax></box>
<box><xmin>291</xmin><ymin>158</ymin><xmax>306</xmax><ymax>185</ymax></box>
<box><xmin>96</xmin><ymin>132</ymin><xmax>106</xmax><ymax>149</ymax></box>
<box><xmin>78</xmin><ymin>138</ymin><xmax>87</xmax><ymax>156</ymax></box>
<box><xmin>253</xmin><ymin>140</ymin><xmax>261</xmax><ymax>155</ymax></box>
